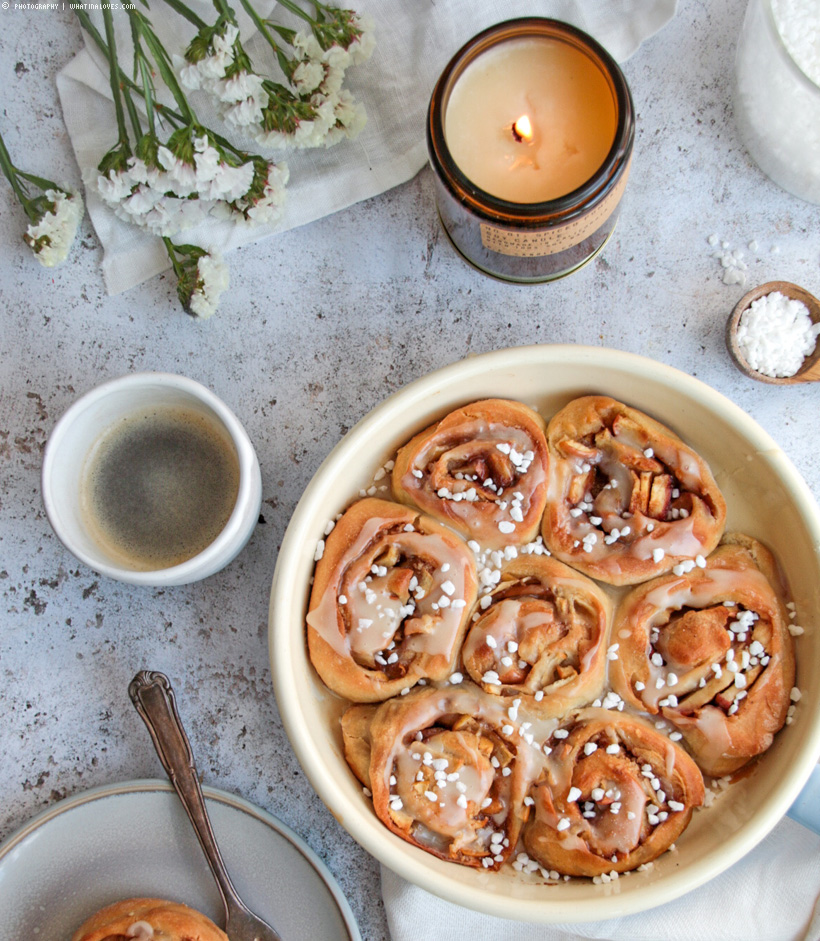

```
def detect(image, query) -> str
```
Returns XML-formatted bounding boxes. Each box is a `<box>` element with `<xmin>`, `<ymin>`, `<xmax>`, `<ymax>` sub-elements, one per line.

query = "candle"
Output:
<box><xmin>444</xmin><ymin>37</ymin><xmax>618</xmax><ymax>204</ymax></box>
<box><xmin>427</xmin><ymin>19</ymin><xmax>634</xmax><ymax>283</ymax></box>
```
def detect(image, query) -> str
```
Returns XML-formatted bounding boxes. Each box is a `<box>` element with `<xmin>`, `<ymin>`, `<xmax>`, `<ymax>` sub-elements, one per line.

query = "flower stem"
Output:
<box><xmin>102</xmin><ymin>7</ymin><xmax>131</xmax><ymax>150</ymax></box>
<box><xmin>274</xmin><ymin>0</ymin><xmax>315</xmax><ymax>25</ymax></box>
<box><xmin>160</xmin><ymin>0</ymin><xmax>207</xmax><ymax>30</ymax></box>
<box><xmin>128</xmin><ymin>8</ymin><xmax>197</xmax><ymax>124</ymax></box>
<box><xmin>75</xmin><ymin>10</ymin><xmax>185</xmax><ymax>130</ymax></box>
<box><xmin>0</xmin><ymin>130</ymin><xmax>35</xmax><ymax>216</ymax></box>
<box><xmin>162</xmin><ymin>236</ymin><xmax>185</xmax><ymax>277</ymax></box>
<box><xmin>16</xmin><ymin>169</ymin><xmax>65</xmax><ymax>192</ymax></box>
<box><xmin>233</xmin><ymin>0</ymin><xmax>294</xmax><ymax>79</ymax></box>
<box><xmin>138</xmin><ymin>55</ymin><xmax>158</xmax><ymax>137</ymax></box>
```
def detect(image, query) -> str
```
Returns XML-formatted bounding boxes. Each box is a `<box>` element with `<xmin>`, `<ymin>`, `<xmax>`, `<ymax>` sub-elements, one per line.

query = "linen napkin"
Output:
<box><xmin>381</xmin><ymin>816</ymin><xmax>820</xmax><ymax>941</ymax></box>
<box><xmin>56</xmin><ymin>0</ymin><xmax>677</xmax><ymax>295</ymax></box>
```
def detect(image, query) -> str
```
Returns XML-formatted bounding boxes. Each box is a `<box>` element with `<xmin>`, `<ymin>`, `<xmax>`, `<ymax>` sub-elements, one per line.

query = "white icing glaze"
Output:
<box><xmin>377</xmin><ymin>685</ymin><xmax>549</xmax><ymax>859</ymax></box>
<box><xmin>669</xmin><ymin>704</ymin><xmax>733</xmax><ymax>762</ymax></box>
<box><xmin>534</xmin><ymin>710</ymin><xmax>693</xmax><ymax>859</ymax></box>
<box><xmin>400</xmin><ymin>419</ymin><xmax>546</xmax><ymax>536</ymax></box>
<box><xmin>546</xmin><ymin>407</ymin><xmax>722</xmax><ymax>574</ymax></box>
<box><xmin>308</xmin><ymin>517</ymin><xmax>471</xmax><ymax>666</ymax></box>
<box><xmin>394</xmin><ymin>732</ymin><xmax>495</xmax><ymax>838</ymax></box>
<box><xmin>642</xmin><ymin>566</ymin><xmax>773</xmax><ymax>613</ymax></box>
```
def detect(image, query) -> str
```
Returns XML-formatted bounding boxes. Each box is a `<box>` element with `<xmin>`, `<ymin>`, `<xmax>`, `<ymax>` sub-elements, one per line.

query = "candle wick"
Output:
<box><xmin>511</xmin><ymin>116</ymin><xmax>533</xmax><ymax>144</ymax></box>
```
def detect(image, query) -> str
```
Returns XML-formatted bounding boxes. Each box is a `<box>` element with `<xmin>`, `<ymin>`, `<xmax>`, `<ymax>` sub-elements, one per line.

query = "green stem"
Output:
<box><xmin>138</xmin><ymin>56</ymin><xmax>158</xmax><ymax>137</ymax></box>
<box><xmin>162</xmin><ymin>236</ymin><xmax>185</xmax><ymax>276</ymax></box>
<box><xmin>235</xmin><ymin>0</ymin><xmax>294</xmax><ymax>78</ymax></box>
<box><xmin>123</xmin><ymin>31</ymin><xmax>146</xmax><ymax>143</ymax></box>
<box><xmin>102</xmin><ymin>8</ymin><xmax>131</xmax><ymax>149</ymax></box>
<box><xmin>160</xmin><ymin>0</ymin><xmax>207</xmax><ymax>30</ymax></box>
<box><xmin>210</xmin><ymin>0</ymin><xmax>232</xmax><ymax>20</ymax></box>
<box><xmin>130</xmin><ymin>10</ymin><xmax>197</xmax><ymax>123</ymax></box>
<box><xmin>275</xmin><ymin>0</ymin><xmax>315</xmax><ymax>25</ymax></box>
<box><xmin>312</xmin><ymin>0</ymin><xmax>336</xmax><ymax>19</ymax></box>
<box><xmin>0</xmin><ymin>130</ymin><xmax>34</xmax><ymax>214</ymax></box>
<box><xmin>16</xmin><ymin>169</ymin><xmax>63</xmax><ymax>192</ymax></box>
<box><xmin>75</xmin><ymin>9</ymin><xmax>179</xmax><ymax>129</ymax></box>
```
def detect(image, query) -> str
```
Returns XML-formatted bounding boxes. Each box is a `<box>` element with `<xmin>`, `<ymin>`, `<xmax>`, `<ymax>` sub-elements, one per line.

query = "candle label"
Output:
<box><xmin>479</xmin><ymin>164</ymin><xmax>630</xmax><ymax>257</ymax></box>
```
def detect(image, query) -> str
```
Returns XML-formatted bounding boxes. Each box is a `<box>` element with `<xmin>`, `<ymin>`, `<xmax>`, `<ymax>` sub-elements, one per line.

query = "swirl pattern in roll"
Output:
<box><xmin>608</xmin><ymin>534</ymin><xmax>795</xmax><ymax>777</ymax></box>
<box><xmin>541</xmin><ymin>396</ymin><xmax>727</xmax><ymax>585</ymax></box>
<box><xmin>392</xmin><ymin>399</ymin><xmax>549</xmax><ymax>549</ymax></box>
<box><xmin>462</xmin><ymin>555</ymin><xmax>612</xmax><ymax>716</ymax></box>
<box><xmin>72</xmin><ymin>898</ymin><xmax>228</xmax><ymax>941</ymax></box>
<box><xmin>307</xmin><ymin>498</ymin><xmax>478</xmax><ymax>702</ymax></box>
<box><xmin>349</xmin><ymin>683</ymin><xmax>546</xmax><ymax>869</ymax></box>
<box><xmin>523</xmin><ymin>708</ymin><xmax>704</xmax><ymax>877</ymax></box>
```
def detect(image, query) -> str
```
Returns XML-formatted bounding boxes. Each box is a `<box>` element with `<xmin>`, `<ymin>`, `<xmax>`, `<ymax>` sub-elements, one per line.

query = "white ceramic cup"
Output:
<box><xmin>42</xmin><ymin>372</ymin><xmax>262</xmax><ymax>586</ymax></box>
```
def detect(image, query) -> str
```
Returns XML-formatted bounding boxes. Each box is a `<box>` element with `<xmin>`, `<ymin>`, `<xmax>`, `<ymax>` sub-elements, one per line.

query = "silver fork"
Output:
<box><xmin>129</xmin><ymin>670</ymin><xmax>284</xmax><ymax>941</ymax></box>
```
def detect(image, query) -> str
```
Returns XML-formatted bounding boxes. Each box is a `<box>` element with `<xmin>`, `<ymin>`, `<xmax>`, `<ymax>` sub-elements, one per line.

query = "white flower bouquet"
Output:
<box><xmin>63</xmin><ymin>0</ymin><xmax>374</xmax><ymax>317</ymax></box>
<box><xmin>0</xmin><ymin>0</ymin><xmax>374</xmax><ymax>315</ymax></box>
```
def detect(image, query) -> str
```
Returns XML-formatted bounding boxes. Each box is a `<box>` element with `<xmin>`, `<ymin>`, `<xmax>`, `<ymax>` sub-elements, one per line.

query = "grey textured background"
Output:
<box><xmin>1</xmin><ymin>1</ymin><xmax>818</xmax><ymax>939</ymax></box>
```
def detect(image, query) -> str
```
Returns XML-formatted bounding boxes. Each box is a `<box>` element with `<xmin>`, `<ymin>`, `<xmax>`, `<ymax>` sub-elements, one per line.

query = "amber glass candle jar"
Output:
<box><xmin>427</xmin><ymin>18</ymin><xmax>635</xmax><ymax>283</ymax></box>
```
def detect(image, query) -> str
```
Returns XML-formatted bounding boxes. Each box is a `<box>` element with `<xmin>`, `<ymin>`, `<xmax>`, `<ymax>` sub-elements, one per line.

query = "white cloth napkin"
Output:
<box><xmin>381</xmin><ymin>816</ymin><xmax>820</xmax><ymax>941</ymax></box>
<box><xmin>56</xmin><ymin>0</ymin><xmax>677</xmax><ymax>295</ymax></box>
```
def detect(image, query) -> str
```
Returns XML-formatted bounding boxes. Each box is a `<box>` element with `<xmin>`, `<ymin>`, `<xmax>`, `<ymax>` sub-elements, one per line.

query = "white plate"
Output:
<box><xmin>0</xmin><ymin>779</ymin><xmax>361</xmax><ymax>941</ymax></box>
<box><xmin>269</xmin><ymin>344</ymin><xmax>820</xmax><ymax>922</ymax></box>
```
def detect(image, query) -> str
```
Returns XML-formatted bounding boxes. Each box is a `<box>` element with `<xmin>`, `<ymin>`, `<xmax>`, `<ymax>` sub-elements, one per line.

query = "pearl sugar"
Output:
<box><xmin>736</xmin><ymin>290</ymin><xmax>820</xmax><ymax>378</ymax></box>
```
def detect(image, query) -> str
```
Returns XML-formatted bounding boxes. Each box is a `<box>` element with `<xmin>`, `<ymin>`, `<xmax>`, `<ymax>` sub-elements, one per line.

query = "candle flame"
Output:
<box><xmin>512</xmin><ymin>115</ymin><xmax>533</xmax><ymax>143</ymax></box>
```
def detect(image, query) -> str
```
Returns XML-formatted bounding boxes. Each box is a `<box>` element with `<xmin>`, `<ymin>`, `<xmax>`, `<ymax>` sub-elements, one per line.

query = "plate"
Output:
<box><xmin>0</xmin><ymin>779</ymin><xmax>361</xmax><ymax>940</ymax></box>
<box><xmin>268</xmin><ymin>344</ymin><xmax>820</xmax><ymax>922</ymax></box>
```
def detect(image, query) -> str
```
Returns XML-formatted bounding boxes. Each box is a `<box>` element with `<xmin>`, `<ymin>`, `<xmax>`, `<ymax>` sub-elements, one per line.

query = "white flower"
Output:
<box><xmin>281</xmin><ymin>90</ymin><xmax>366</xmax><ymax>150</ymax></box>
<box><xmin>293</xmin><ymin>59</ymin><xmax>325</xmax><ymax>94</ymax></box>
<box><xmin>157</xmin><ymin>147</ymin><xmax>199</xmax><ymax>197</ymax></box>
<box><xmin>188</xmin><ymin>251</ymin><xmax>229</xmax><ymax>319</ymax></box>
<box><xmin>125</xmin><ymin>157</ymin><xmax>151</xmax><ymax>186</ymax></box>
<box><xmin>253</xmin><ymin>129</ymin><xmax>292</xmax><ymax>150</ymax></box>
<box><xmin>243</xmin><ymin>161</ymin><xmax>289</xmax><ymax>226</ymax></box>
<box><xmin>348</xmin><ymin>14</ymin><xmax>376</xmax><ymax>65</ymax></box>
<box><xmin>186</xmin><ymin>135</ymin><xmax>254</xmax><ymax>201</ymax></box>
<box><xmin>217</xmin><ymin>159</ymin><xmax>289</xmax><ymax>227</ymax></box>
<box><xmin>322</xmin><ymin>65</ymin><xmax>346</xmax><ymax>96</ymax></box>
<box><xmin>212</xmin><ymin>23</ymin><xmax>239</xmax><ymax>58</ymax></box>
<box><xmin>180</xmin><ymin>54</ymin><xmax>227</xmax><ymax>88</ymax></box>
<box><xmin>218</xmin><ymin>162</ymin><xmax>256</xmax><ymax>200</ymax></box>
<box><xmin>96</xmin><ymin>169</ymin><xmax>133</xmax><ymax>203</ymax></box>
<box><xmin>156</xmin><ymin>198</ymin><xmax>212</xmax><ymax>235</ymax></box>
<box><xmin>254</xmin><ymin>93</ymin><xmax>336</xmax><ymax>150</ymax></box>
<box><xmin>178</xmin><ymin>60</ymin><xmax>206</xmax><ymax>90</ymax></box>
<box><xmin>223</xmin><ymin>97</ymin><xmax>264</xmax><ymax>128</ymax></box>
<box><xmin>216</xmin><ymin>71</ymin><xmax>268</xmax><ymax>128</ymax></box>
<box><xmin>293</xmin><ymin>30</ymin><xmax>323</xmax><ymax>62</ymax></box>
<box><xmin>24</xmin><ymin>189</ymin><xmax>83</xmax><ymax>267</ymax></box>
<box><xmin>196</xmin><ymin>157</ymin><xmax>255</xmax><ymax>202</ymax></box>
<box><xmin>323</xmin><ymin>44</ymin><xmax>351</xmax><ymax>71</ymax></box>
<box><xmin>179</xmin><ymin>23</ymin><xmax>240</xmax><ymax>90</ymax></box>
<box><xmin>110</xmin><ymin>186</ymin><xmax>211</xmax><ymax>237</ymax></box>
<box><xmin>121</xmin><ymin>184</ymin><xmax>163</xmax><ymax>216</ymax></box>
<box><xmin>93</xmin><ymin>131</ymin><xmax>261</xmax><ymax>236</ymax></box>
<box><xmin>191</xmin><ymin>135</ymin><xmax>220</xmax><ymax>173</ymax></box>
<box><xmin>333</xmin><ymin>89</ymin><xmax>367</xmax><ymax>138</ymax></box>
<box><xmin>216</xmin><ymin>69</ymin><xmax>265</xmax><ymax>104</ymax></box>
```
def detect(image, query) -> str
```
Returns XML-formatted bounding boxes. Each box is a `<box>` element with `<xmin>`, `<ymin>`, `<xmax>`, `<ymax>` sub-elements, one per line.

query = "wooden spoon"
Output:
<box><xmin>726</xmin><ymin>281</ymin><xmax>820</xmax><ymax>385</ymax></box>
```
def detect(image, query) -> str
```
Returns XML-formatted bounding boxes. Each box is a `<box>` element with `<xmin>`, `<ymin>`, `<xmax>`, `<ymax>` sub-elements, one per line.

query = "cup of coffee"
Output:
<box><xmin>42</xmin><ymin>373</ymin><xmax>262</xmax><ymax>586</ymax></box>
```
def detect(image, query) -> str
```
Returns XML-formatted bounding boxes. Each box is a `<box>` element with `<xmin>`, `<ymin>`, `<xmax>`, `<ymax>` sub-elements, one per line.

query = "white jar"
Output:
<box><xmin>734</xmin><ymin>0</ymin><xmax>820</xmax><ymax>204</ymax></box>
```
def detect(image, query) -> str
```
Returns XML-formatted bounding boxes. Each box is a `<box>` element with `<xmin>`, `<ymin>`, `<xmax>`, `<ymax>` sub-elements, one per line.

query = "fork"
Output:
<box><xmin>129</xmin><ymin>670</ymin><xmax>284</xmax><ymax>941</ymax></box>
